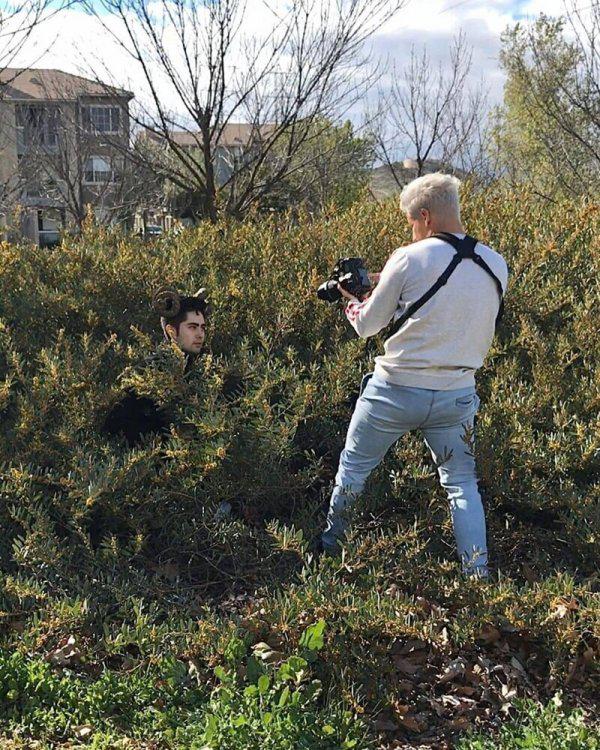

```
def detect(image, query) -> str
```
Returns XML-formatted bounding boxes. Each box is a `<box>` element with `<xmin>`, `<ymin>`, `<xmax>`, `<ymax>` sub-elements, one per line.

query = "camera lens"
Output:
<box><xmin>317</xmin><ymin>279</ymin><xmax>341</xmax><ymax>303</ymax></box>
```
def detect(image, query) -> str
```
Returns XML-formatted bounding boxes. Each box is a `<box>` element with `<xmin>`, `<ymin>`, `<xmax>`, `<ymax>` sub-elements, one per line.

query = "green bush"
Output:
<box><xmin>0</xmin><ymin>188</ymin><xmax>598</xmax><ymax>746</ymax></box>
<box><xmin>0</xmin><ymin>621</ymin><xmax>370</xmax><ymax>748</ymax></box>
<box><xmin>0</xmin><ymin>646</ymin><xmax>203</xmax><ymax>739</ymax></box>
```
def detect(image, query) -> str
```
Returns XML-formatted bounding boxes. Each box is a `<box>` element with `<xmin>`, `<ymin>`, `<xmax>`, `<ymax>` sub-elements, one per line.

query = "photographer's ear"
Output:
<box><xmin>420</xmin><ymin>208</ymin><xmax>431</xmax><ymax>225</ymax></box>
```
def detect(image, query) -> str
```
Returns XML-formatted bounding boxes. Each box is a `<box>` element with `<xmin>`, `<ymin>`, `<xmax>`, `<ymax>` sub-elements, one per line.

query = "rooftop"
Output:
<box><xmin>164</xmin><ymin>123</ymin><xmax>276</xmax><ymax>148</ymax></box>
<box><xmin>0</xmin><ymin>68</ymin><xmax>133</xmax><ymax>102</ymax></box>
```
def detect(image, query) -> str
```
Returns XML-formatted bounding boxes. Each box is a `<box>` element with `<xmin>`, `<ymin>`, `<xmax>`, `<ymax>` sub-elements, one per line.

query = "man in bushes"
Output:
<box><xmin>156</xmin><ymin>288</ymin><xmax>209</xmax><ymax>364</ymax></box>
<box><xmin>320</xmin><ymin>173</ymin><xmax>508</xmax><ymax>577</ymax></box>
<box><xmin>102</xmin><ymin>289</ymin><xmax>209</xmax><ymax>445</ymax></box>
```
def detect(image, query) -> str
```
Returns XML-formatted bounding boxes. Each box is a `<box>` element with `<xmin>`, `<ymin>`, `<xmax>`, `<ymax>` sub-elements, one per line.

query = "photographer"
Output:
<box><xmin>319</xmin><ymin>173</ymin><xmax>508</xmax><ymax>577</ymax></box>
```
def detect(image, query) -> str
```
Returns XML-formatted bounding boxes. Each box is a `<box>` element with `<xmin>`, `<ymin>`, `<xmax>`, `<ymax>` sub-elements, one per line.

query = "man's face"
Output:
<box><xmin>407</xmin><ymin>209</ymin><xmax>430</xmax><ymax>242</ymax></box>
<box><xmin>168</xmin><ymin>310</ymin><xmax>206</xmax><ymax>354</ymax></box>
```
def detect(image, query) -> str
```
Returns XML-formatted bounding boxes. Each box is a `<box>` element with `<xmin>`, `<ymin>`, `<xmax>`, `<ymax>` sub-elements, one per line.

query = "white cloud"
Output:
<box><xmin>516</xmin><ymin>0</ymin><xmax>567</xmax><ymax>17</ymax></box>
<box><xmin>7</xmin><ymin>0</ymin><xmax>565</xmax><ymax>121</ymax></box>
<box><xmin>378</xmin><ymin>0</ymin><xmax>516</xmax><ymax>35</ymax></box>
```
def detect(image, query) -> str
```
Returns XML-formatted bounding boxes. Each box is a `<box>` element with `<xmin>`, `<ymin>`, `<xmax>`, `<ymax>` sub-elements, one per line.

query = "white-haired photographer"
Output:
<box><xmin>320</xmin><ymin>173</ymin><xmax>508</xmax><ymax>577</ymax></box>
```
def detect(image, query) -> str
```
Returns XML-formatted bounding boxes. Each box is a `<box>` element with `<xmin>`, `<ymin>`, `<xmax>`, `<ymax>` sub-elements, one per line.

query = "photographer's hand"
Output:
<box><xmin>337</xmin><ymin>283</ymin><xmax>360</xmax><ymax>303</ymax></box>
<box><xmin>368</xmin><ymin>272</ymin><xmax>381</xmax><ymax>285</ymax></box>
<box><xmin>341</xmin><ymin>250</ymin><xmax>407</xmax><ymax>338</ymax></box>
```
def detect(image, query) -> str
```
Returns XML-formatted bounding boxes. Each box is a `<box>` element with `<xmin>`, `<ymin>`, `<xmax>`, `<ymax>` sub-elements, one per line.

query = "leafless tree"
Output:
<box><xmin>81</xmin><ymin>0</ymin><xmax>405</xmax><ymax>222</ymax></box>
<box><xmin>0</xmin><ymin>0</ymin><xmax>69</xmax><ymax>80</ymax></box>
<box><xmin>5</xmin><ymin>74</ymin><xmax>152</xmax><ymax>238</ymax></box>
<box><xmin>18</xmin><ymin>115</ymin><xmax>146</xmax><ymax>230</ymax></box>
<box><xmin>373</xmin><ymin>32</ymin><xmax>489</xmax><ymax>186</ymax></box>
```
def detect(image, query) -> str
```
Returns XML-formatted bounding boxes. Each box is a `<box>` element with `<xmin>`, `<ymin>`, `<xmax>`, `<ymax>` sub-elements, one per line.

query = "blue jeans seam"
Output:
<box><xmin>417</xmin><ymin>390</ymin><xmax>436</xmax><ymax>429</ymax></box>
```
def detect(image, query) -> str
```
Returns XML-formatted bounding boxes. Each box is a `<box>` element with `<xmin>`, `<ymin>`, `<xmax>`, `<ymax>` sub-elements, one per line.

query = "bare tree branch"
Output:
<box><xmin>372</xmin><ymin>32</ymin><xmax>490</xmax><ymax>186</ymax></box>
<box><xmin>81</xmin><ymin>0</ymin><xmax>406</xmax><ymax>221</ymax></box>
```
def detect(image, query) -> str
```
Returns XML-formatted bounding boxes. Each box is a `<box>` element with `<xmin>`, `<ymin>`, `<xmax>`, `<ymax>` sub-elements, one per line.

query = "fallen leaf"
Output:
<box><xmin>393</xmin><ymin>702</ymin><xmax>410</xmax><ymax>716</ymax></box>
<box><xmin>453</xmin><ymin>685</ymin><xmax>477</xmax><ymax>697</ymax></box>
<box><xmin>552</xmin><ymin>692</ymin><xmax>564</xmax><ymax>708</ymax></box>
<box><xmin>553</xmin><ymin>604</ymin><xmax>570</xmax><ymax>620</ymax></box>
<box><xmin>393</xmin><ymin>656</ymin><xmax>421</xmax><ymax>675</ymax></box>
<box><xmin>441</xmin><ymin>694</ymin><xmax>462</xmax><ymax>708</ymax></box>
<box><xmin>251</xmin><ymin>642</ymin><xmax>284</xmax><ymax>664</ymax></box>
<box><xmin>566</xmin><ymin>656</ymin><xmax>583</xmax><ymax>685</ymax></box>
<box><xmin>396</xmin><ymin>639</ymin><xmax>428</xmax><ymax>655</ymax></box>
<box><xmin>46</xmin><ymin>635</ymin><xmax>81</xmax><ymax>667</ymax></box>
<box><xmin>397</xmin><ymin>679</ymin><xmax>415</xmax><ymax>695</ymax></box>
<box><xmin>375</xmin><ymin>718</ymin><xmax>398</xmax><ymax>732</ymax></box>
<box><xmin>547</xmin><ymin>597</ymin><xmax>579</xmax><ymax>621</ymax></box>
<box><xmin>509</xmin><ymin>656</ymin><xmax>529</xmax><ymax>680</ymax></box>
<box><xmin>438</xmin><ymin>658</ymin><xmax>466</xmax><ymax>685</ymax></box>
<box><xmin>582</xmin><ymin>647</ymin><xmax>595</xmax><ymax>666</ymax></box>
<box><xmin>477</xmin><ymin>624</ymin><xmax>501</xmax><ymax>645</ymax></box>
<box><xmin>74</xmin><ymin>725</ymin><xmax>94</xmax><ymax>740</ymax></box>
<box><xmin>398</xmin><ymin>714</ymin><xmax>424</xmax><ymax>733</ymax></box>
<box><xmin>449</xmin><ymin>716</ymin><xmax>470</xmax><ymax>731</ymax></box>
<box><xmin>522</xmin><ymin>564</ymin><xmax>538</xmax><ymax>584</ymax></box>
<box><xmin>188</xmin><ymin>659</ymin><xmax>203</xmax><ymax>684</ymax></box>
<box><xmin>501</xmin><ymin>683</ymin><xmax>517</xmax><ymax>700</ymax></box>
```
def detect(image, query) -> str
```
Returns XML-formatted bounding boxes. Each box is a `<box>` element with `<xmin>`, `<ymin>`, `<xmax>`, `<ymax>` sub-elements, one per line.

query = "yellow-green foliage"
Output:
<box><xmin>0</xmin><ymin>187</ymin><xmax>598</xmax><ymax>746</ymax></box>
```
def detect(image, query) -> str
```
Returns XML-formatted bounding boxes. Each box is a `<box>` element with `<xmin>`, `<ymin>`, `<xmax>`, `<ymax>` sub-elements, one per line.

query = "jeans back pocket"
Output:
<box><xmin>455</xmin><ymin>393</ymin><xmax>479</xmax><ymax>409</ymax></box>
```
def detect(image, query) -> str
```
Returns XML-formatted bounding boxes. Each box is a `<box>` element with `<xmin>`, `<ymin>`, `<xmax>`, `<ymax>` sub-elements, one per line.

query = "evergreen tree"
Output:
<box><xmin>494</xmin><ymin>15</ymin><xmax>599</xmax><ymax>198</ymax></box>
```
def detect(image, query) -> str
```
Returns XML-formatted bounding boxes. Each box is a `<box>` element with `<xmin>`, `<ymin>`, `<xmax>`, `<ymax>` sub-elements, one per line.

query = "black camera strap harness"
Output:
<box><xmin>386</xmin><ymin>232</ymin><xmax>505</xmax><ymax>340</ymax></box>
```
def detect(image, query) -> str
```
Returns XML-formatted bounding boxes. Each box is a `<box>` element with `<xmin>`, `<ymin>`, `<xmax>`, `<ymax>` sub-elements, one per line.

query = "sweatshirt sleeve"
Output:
<box><xmin>344</xmin><ymin>249</ymin><xmax>409</xmax><ymax>339</ymax></box>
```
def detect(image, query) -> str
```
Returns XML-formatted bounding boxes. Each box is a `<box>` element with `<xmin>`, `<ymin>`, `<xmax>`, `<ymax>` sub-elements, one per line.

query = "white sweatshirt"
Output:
<box><xmin>345</xmin><ymin>234</ymin><xmax>509</xmax><ymax>390</ymax></box>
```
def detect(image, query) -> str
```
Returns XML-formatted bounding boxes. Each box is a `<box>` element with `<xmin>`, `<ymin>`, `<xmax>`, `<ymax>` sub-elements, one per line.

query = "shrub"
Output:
<box><xmin>0</xmin><ymin>188</ymin><xmax>598</xmax><ymax>746</ymax></box>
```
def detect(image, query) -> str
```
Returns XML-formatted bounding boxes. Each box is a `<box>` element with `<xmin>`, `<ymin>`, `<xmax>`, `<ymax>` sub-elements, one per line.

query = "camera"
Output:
<box><xmin>317</xmin><ymin>257</ymin><xmax>372</xmax><ymax>303</ymax></box>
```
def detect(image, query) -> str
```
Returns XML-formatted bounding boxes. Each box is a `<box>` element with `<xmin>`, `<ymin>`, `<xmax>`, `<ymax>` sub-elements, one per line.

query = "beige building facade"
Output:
<box><xmin>0</xmin><ymin>69</ymin><xmax>133</xmax><ymax>246</ymax></box>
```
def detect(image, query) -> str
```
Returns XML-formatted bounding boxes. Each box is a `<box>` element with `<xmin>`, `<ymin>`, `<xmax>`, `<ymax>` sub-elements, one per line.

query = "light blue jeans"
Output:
<box><xmin>322</xmin><ymin>374</ymin><xmax>488</xmax><ymax>574</ymax></box>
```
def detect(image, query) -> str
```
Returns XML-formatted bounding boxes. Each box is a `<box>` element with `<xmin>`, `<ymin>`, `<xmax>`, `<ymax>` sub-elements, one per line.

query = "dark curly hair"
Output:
<box><xmin>164</xmin><ymin>296</ymin><xmax>210</xmax><ymax>333</ymax></box>
<box><xmin>152</xmin><ymin>288</ymin><xmax>210</xmax><ymax>334</ymax></box>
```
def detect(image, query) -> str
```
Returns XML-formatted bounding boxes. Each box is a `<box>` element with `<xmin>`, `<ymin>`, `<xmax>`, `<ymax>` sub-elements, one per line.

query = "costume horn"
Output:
<box><xmin>152</xmin><ymin>287</ymin><xmax>181</xmax><ymax>318</ymax></box>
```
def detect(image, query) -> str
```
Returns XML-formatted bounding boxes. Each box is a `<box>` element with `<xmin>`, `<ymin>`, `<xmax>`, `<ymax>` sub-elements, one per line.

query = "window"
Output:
<box><xmin>82</xmin><ymin>105</ymin><xmax>121</xmax><ymax>134</ymax></box>
<box><xmin>84</xmin><ymin>156</ymin><xmax>115</xmax><ymax>184</ymax></box>
<box><xmin>16</xmin><ymin>105</ymin><xmax>60</xmax><ymax>150</ymax></box>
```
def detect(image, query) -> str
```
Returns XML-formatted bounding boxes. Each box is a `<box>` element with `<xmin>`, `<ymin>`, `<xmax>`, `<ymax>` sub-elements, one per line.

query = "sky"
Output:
<box><xmin>7</xmin><ymin>0</ymin><xmax>572</xmax><ymax>120</ymax></box>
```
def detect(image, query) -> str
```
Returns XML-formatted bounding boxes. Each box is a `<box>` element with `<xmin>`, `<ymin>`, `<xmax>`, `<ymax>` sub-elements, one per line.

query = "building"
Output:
<box><xmin>0</xmin><ymin>68</ymin><xmax>133</xmax><ymax>246</ymax></box>
<box><xmin>137</xmin><ymin>122</ymin><xmax>274</xmax><ymax>226</ymax></box>
<box><xmin>162</xmin><ymin>123</ymin><xmax>272</xmax><ymax>186</ymax></box>
<box><xmin>370</xmin><ymin>159</ymin><xmax>468</xmax><ymax>202</ymax></box>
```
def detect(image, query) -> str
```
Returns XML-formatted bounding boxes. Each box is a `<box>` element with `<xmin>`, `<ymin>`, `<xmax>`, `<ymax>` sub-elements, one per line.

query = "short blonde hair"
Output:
<box><xmin>400</xmin><ymin>172</ymin><xmax>461</xmax><ymax>220</ymax></box>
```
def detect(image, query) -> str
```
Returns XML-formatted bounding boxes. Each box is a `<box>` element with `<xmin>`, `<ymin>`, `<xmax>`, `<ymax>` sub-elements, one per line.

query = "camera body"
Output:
<box><xmin>317</xmin><ymin>257</ymin><xmax>372</xmax><ymax>303</ymax></box>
